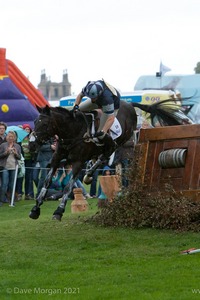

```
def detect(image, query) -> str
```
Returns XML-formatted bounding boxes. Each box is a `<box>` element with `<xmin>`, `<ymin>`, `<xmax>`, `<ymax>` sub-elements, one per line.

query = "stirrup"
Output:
<box><xmin>83</xmin><ymin>132</ymin><xmax>92</xmax><ymax>143</ymax></box>
<box><xmin>93</xmin><ymin>137</ymin><xmax>104</xmax><ymax>146</ymax></box>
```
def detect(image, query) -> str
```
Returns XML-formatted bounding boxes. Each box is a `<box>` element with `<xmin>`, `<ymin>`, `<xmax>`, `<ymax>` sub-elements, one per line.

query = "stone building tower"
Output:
<box><xmin>37</xmin><ymin>69</ymin><xmax>71</xmax><ymax>101</ymax></box>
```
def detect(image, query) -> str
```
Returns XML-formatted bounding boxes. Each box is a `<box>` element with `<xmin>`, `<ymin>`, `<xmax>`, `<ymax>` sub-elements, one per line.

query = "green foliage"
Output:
<box><xmin>194</xmin><ymin>62</ymin><xmax>200</xmax><ymax>73</ymax></box>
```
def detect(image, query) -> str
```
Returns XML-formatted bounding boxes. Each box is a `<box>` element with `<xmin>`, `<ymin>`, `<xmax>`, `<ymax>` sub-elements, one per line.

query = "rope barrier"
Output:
<box><xmin>0</xmin><ymin>164</ymin><xmax>128</xmax><ymax>206</ymax></box>
<box><xmin>0</xmin><ymin>165</ymin><xmax>130</xmax><ymax>174</ymax></box>
<box><xmin>0</xmin><ymin>166</ymin><xmax>118</xmax><ymax>173</ymax></box>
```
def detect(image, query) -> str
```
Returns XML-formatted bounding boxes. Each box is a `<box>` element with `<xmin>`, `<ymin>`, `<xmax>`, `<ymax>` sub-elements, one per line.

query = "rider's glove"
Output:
<box><xmin>94</xmin><ymin>130</ymin><xmax>106</xmax><ymax>139</ymax></box>
<box><xmin>72</xmin><ymin>105</ymin><xmax>79</xmax><ymax>113</ymax></box>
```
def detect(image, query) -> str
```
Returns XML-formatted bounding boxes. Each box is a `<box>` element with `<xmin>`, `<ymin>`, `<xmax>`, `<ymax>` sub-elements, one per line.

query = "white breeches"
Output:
<box><xmin>79</xmin><ymin>98</ymin><xmax>118</xmax><ymax>131</ymax></box>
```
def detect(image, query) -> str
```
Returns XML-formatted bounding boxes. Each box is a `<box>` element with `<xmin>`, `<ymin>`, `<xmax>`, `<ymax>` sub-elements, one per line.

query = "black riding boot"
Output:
<box><xmin>101</xmin><ymin>134</ymin><xmax>116</xmax><ymax>159</ymax></box>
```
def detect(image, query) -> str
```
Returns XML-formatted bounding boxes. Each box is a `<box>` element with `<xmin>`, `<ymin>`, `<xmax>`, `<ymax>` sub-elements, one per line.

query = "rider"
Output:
<box><xmin>72</xmin><ymin>79</ymin><xmax>121</xmax><ymax>154</ymax></box>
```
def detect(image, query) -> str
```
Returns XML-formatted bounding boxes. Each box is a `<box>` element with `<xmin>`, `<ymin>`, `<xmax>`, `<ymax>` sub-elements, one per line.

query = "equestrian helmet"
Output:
<box><xmin>84</xmin><ymin>81</ymin><xmax>104</xmax><ymax>98</ymax></box>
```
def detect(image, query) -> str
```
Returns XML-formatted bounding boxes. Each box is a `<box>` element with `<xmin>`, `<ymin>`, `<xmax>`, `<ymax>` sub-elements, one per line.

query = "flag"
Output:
<box><xmin>159</xmin><ymin>62</ymin><xmax>171</xmax><ymax>76</ymax></box>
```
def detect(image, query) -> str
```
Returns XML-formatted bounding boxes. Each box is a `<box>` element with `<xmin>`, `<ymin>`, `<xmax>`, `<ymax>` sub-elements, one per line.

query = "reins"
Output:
<box><xmin>51</xmin><ymin>110</ymin><xmax>93</xmax><ymax>150</ymax></box>
<box><xmin>59</xmin><ymin>136</ymin><xmax>86</xmax><ymax>151</ymax></box>
<box><xmin>36</xmin><ymin>109</ymin><xmax>100</xmax><ymax>152</ymax></box>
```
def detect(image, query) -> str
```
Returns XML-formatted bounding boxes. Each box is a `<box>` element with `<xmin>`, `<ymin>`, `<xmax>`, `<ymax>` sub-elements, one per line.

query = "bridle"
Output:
<box><xmin>34</xmin><ymin>114</ymin><xmax>55</xmax><ymax>143</ymax></box>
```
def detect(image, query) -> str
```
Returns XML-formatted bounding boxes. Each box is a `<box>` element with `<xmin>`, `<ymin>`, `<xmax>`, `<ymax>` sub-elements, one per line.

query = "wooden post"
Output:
<box><xmin>71</xmin><ymin>188</ymin><xmax>89</xmax><ymax>213</ymax></box>
<box><xmin>99</xmin><ymin>175</ymin><xmax>121</xmax><ymax>202</ymax></box>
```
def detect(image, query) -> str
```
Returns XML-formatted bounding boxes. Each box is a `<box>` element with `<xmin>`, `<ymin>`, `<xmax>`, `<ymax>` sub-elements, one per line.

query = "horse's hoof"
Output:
<box><xmin>52</xmin><ymin>207</ymin><xmax>64</xmax><ymax>221</ymax></box>
<box><xmin>29</xmin><ymin>206</ymin><xmax>40</xmax><ymax>219</ymax></box>
<box><xmin>52</xmin><ymin>214</ymin><xmax>62</xmax><ymax>221</ymax></box>
<box><xmin>83</xmin><ymin>174</ymin><xmax>93</xmax><ymax>185</ymax></box>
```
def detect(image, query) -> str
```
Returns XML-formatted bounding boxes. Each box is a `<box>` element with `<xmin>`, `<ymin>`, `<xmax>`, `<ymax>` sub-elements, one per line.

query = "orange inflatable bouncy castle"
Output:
<box><xmin>0</xmin><ymin>48</ymin><xmax>49</xmax><ymax>127</ymax></box>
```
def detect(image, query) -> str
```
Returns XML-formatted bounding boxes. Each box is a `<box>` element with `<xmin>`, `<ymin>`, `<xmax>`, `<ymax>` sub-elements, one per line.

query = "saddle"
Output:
<box><xmin>83</xmin><ymin>111</ymin><xmax>102</xmax><ymax>145</ymax></box>
<box><xmin>81</xmin><ymin>110</ymin><xmax>122</xmax><ymax>165</ymax></box>
<box><xmin>83</xmin><ymin>110</ymin><xmax>122</xmax><ymax>146</ymax></box>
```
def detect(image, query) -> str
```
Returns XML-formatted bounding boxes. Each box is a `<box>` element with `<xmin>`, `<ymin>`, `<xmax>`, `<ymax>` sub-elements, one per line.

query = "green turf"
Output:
<box><xmin>0</xmin><ymin>199</ymin><xmax>200</xmax><ymax>300</ymax></box>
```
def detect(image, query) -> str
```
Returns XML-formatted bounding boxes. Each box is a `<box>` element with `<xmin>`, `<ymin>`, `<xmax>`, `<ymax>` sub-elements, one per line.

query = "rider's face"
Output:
<box><xmin>91</xmin><ymin>97</ymin><xmax>97</xmax><ymax>103</ymax></box>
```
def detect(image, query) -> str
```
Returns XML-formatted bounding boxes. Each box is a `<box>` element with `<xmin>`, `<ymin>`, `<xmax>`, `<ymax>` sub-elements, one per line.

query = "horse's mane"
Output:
<box><xmin>49</xmin><ymin>106</ymin><xmax>89</xmax><ymax>124</ymax></box>
<box><xmin>49</xmin><ymin>106</ymin><xmax>98</xmax><ymax>121</ymax></box>
<box><xmin>50</xmin><ymin>106</ymin><xmax>71</xmax><ymax>115</ymax></box>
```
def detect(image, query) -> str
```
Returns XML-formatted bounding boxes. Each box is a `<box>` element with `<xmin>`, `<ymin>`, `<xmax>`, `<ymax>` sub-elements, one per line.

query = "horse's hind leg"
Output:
<box><xmin>29</xmin><ymin>167</ymin><xmax>55</xmax><ymax>219</ymax></box>
<box><xmin>84</xmin><ymin>154</ymin><xmax>105</xmax><ymax>184</ymax></box>
<box><xmin>52</xmin><ymin>178</ymin><xmax>76</xmax><ymax>221</ymax></box>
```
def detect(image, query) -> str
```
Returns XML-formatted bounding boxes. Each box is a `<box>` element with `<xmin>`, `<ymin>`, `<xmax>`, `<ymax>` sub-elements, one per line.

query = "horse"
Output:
<box><xmin>29</xmin><ymin>99</ymin><xmax>190</xmax><ymax>221</ymax></box>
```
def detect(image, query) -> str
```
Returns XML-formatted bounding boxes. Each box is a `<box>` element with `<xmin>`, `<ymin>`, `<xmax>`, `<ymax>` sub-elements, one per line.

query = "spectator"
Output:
<box><xmin>45</xmin><ymin>167</ymin><xmax>66</xmax><ymax>200</ymax></box>
<box><xmin>22</xmin><ymin>124</ymin><xmax>35</xmax><ymax>199</ymax></box>
<box><xmin>33</xmin><ymin>137</ymin><xmax>56</xmax><ymax>198</ymax></box>
<box><xmin>76</xmin><ymin>178</ymin><xmax>91</xmax><ymax>200</ymax></box>
<box><xmin>78</xmin><ymin>162</ymin><xmax>87</xmax><ymax>182</ymax></box>
<box><xmin>28</xmin><ymin>131</ymin><xmax>39</xmax><ymax>189</ymax></box>
<box><xmin>86</xmin><ymin>157</ymin><xmax>98</xmax><ymax>198</ymax></box>
<box><xmin>98</xmin><ymin>166</ymin><xmax>111</xmax><ymax>208</ymax></box>
<box><xmin>0</xmin><ymin>131</ymin><xmax>21</xmax><ymax>205</ymax></box>
<box><xmin>13</xmin><ymin>127</ymin><xmax>24</xmax><ymax>201</ymax></box>
<box><xmin>114</xmin><ymin>138</ymin><xmax>135</xmax><ymax>187</ymax></box>
<box><xmin>61</xmin><ymin>164</ymin><xmax>91</xmax><ymax>200</ymax></box>
<box><xmin>47</xmin><ymin>164</ymin><xmax>91</xmax><ymax>200</ymax></box>
<box><xmin>0</xmin><ymin>121</ymin><xmax>7</xmax><ymax>145</ymax></box>
<box><xmin>0</xmin><ymin>122</ymin><xmax>7</xmax><ymax>196</ymax></box>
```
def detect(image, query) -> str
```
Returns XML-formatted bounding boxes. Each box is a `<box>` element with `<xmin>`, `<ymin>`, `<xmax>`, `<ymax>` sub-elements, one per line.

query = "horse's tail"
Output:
<box><xmin>130</xmin><ymin>99</ymin><xmax>193</xmax><ymax>126</ymax></box>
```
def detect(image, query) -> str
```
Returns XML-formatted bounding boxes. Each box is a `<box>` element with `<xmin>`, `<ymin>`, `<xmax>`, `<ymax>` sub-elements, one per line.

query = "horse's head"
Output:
<box><xmin>34</xmin><ymin>105</ymin><xmax>55</xmax><ymax>143</ymax></box>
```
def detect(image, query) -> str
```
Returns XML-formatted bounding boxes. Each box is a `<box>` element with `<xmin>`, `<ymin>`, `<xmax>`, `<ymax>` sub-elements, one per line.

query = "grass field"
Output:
<box><xmin>0</xmin><ymin>199</ymin><xmax>200</xmax><ymax>300</ymax></box>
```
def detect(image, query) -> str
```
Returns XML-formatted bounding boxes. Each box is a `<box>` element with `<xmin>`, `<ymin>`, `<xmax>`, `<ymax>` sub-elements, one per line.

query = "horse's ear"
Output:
<box><xmin>43</xmin><ymin>105</ymin><xmax>51</xmax><ymax>115</ymax></box>
<box><xmin>36</xmin><ymin>104</ymin><xmax>42</xmax><ymax>113</ymax></box>
<box><xmin>36</xmin><ymin>105</ymin><xmax>51</xmax><ymax>115</ymax></box>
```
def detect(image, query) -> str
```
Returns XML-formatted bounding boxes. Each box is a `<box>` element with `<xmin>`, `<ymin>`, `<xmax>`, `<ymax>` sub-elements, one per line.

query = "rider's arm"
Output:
<box><xmin>74</xmin><ymin>92</ymin><xmax>84</xmax><ymax>106</ymax></box>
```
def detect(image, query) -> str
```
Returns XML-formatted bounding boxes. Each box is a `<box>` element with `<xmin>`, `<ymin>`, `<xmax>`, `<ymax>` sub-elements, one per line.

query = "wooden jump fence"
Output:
<box><xmin>134</xmin><ymin>124</ymin><xmax>200</xmax><ymax>201</ymax></box>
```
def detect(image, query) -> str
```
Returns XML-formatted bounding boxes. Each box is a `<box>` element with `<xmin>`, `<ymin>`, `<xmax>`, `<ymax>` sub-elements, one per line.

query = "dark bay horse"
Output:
<box><xmin>29</xmin><ymin>100</ymin><xmax>189</xmax><ymax>221</ymax></box>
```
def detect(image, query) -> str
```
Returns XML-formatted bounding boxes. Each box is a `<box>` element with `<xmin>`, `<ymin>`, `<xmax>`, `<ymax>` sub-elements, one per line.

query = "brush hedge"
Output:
<box><xmin>90</xmin><ymin>159</ymin><xmax>200</xmax><ymax>232</ymax></box>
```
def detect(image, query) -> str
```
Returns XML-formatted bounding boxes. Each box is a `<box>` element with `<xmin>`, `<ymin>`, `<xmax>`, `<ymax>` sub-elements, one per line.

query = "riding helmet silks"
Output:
<box><xmin>84</xmin><ymin>81</ymin><xmax>104</xmax><ymax>99</ymax></box>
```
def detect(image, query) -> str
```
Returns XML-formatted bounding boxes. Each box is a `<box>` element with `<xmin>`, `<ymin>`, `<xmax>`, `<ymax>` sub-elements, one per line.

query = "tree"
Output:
<box><xmin>194</xmin><ymin>62</ymin><xmax>200</xmax><ymax>73</ymax></box>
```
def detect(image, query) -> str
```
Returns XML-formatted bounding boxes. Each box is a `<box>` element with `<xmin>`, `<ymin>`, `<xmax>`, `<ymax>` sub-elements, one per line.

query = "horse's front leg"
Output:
<box><xmin>52</xmin><ymin>177</ymin><xmax>76</xmax><ymax>221</ymax></box>
<box><xmin>29</xmin><ymin>146</ymin><xmax>66</xmax><ymax>220</ymax></box>
<box><xmin>29</xmin><ymin>167</ymin><xmax>56</xmax><ymax>219</ymax></box>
